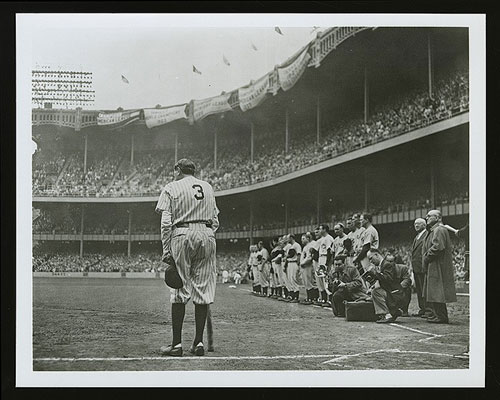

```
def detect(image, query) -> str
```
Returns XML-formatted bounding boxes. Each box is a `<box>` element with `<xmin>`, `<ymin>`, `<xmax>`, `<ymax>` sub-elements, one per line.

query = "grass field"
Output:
<box><xmin>33</xmin><ymin>277</ymin><xmax>470</xmax><ymax>371</ymax></box>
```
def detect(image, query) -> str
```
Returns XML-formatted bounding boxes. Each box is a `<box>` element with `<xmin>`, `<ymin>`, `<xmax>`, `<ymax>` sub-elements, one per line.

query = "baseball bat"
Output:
<box><xmin>206</xmin><ymin>305</ymin><xmax>214</xmax><ymax>351</ymax></box>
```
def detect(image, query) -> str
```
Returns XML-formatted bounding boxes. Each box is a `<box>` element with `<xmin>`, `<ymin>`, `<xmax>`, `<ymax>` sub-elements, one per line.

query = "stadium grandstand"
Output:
<box><xmin>32</xmin><ymin>27</ymin><xmax>469</xmax><ymax>282</ymax></box>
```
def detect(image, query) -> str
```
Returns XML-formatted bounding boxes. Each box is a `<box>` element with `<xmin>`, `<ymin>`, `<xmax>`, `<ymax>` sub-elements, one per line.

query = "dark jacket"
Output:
<box><xmin>411</xmin><ymin>230</ymin><xmax>428</xmax><ymax>274</ymax></box>
<box><xmin>331</xmin><ymin>265</ymin><xmax>368</xmax><ymax>300</ymax></box>
<box><xmin>373</xmin><ymin>260</ymin><xmax>408</xmax><ymax>314</ymax></box>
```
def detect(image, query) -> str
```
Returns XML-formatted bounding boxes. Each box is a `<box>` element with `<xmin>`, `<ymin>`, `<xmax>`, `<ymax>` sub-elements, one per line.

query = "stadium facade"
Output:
<box><xmin>32</xmin><ymin>27</ymin><xmax>469</xmax><ymax>257</ymax></box>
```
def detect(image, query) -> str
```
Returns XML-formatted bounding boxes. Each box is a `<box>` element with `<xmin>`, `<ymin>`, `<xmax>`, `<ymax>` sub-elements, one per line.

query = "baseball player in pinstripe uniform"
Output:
<box><xmin>156</xmin><ymin>159</ymin><xmax>219</xmax><ymax>357</ymax></box>
<box><xmin>270</xmin><ymin>237</ymin><xmax>286</xmax><ymax>299</ymax></box>
<box><xmin>249</xmin><ymin>245</ymin><xmax>261</xmax><ymax>295</ymax></box>
<box><xmin>267</xmin><ymin>239</ymin><xmax>278</xmax><ymax>298</ymax></box>
<box><xmin>285</xmin><ymin>234</ymin><xmax>302</xmax><ymax>303</ymax></box>
<box><xmin>332</xmin><ymin>223</ymin><xmax>348</xmax><ymax>258</ymax></box>
<box><xmin>351</xmin><ymin>214</ymin><xmax>366</xmax><ymax>262</ymax></box>
<box><xmin>280</xmin><ymin>235</ymin><xmax>293</xmax><ymax>300</ymax></box>
<box><xmin>257</xmin><ymin>241</ymin><xmax>271</xmax><ymax>297</ymax></box>
<box><xmin>299</xmin><ymin>232</ymin><xmax>318</xmax><ymax>304</ymax></box>
<box><xmin>315</xmin><ymin>224</ymin><xmax>334</xmax><ymax>307</ymax></box>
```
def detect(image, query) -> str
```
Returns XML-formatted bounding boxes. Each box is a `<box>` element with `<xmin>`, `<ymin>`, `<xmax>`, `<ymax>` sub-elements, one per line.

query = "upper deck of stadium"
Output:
<box><xmin>32</xmin><ymin>26</ymin><xmax>469</xmax><ymax>203</ymax></box>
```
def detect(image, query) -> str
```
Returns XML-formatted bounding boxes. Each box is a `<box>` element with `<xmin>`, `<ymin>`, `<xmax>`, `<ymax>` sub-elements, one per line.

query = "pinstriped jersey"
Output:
<box><xmin>156</xmin><ymin>175</ymin><xmax>220</xmax><ymax>230</ymax></box>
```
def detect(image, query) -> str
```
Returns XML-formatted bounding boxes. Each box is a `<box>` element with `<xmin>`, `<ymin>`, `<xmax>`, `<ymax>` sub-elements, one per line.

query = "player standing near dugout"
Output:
<box><xmin>299</xmin><ymin>232</ymin><xmax>318</xmax><ymax>304</ymax></box>
<box><xmin>155</xmin><ymin>159</ymin><xmax>220</xmax><ymax>357</ymax></box>
<box><xmin>270</xmin><ymin>237</ymin><xmax>286</xmax><ymax>299</ymax></box>
<box><xmin>315</xmin><ymin>224</ymin><xmax>335</xmax><ymax>307</ymax></box>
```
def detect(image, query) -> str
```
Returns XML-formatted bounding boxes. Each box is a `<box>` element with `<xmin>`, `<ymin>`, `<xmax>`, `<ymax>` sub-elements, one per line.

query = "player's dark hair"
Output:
<box><xmin>362</xmin><ymin>213</ymin><xmax>372</xmax><ymax>222</ymax></box>
<box><xmin>319</xmin><ymin>224</ymin><xmax>329</xmax><ymax>232</ymax></box>
<box><xmin>334</xmin><ymin>255</ymin><xmax>346</xmax><ymax>262</ymax></box>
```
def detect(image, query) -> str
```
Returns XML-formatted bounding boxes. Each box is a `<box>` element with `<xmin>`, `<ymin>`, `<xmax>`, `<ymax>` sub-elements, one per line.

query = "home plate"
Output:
<box><xmin>229</xmin><ymin>285</ymin><xmax>237</xmax><ymax>288</ymax></box>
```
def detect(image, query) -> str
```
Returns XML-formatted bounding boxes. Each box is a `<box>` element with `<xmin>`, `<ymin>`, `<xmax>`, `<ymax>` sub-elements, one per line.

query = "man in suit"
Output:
<box><xmin>366</xmin><ymin>249</ymin><xmax>409</xmax><ymax>323</ymax></box>
<box><xmin>422</xmin><ymin>210</ymin><xmax>457</xmax><ymax>324</ymax></box>
<box><xmin>411</xmin><ymin>218</ymin><xmax>429</xmax><ymax>317</ymax></box>
<box><xmin>329</xmin><ymin>255</ymin><xmax>368</xmax><ymax>317</ymax></box>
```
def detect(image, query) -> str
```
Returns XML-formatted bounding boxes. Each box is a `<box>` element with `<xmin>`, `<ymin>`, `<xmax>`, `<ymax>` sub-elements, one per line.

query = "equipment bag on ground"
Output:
<box><xmin>344</xmin><ymin>300</ymin><xmax>379</xmax><ymax>322</ymax></box>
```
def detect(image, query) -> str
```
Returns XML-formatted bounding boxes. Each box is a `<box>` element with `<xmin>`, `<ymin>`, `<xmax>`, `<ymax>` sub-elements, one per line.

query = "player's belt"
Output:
<box><xmin>175</xmin><ymin>220</ymin><xmax>212</xmax><ymax>228</ymax></box>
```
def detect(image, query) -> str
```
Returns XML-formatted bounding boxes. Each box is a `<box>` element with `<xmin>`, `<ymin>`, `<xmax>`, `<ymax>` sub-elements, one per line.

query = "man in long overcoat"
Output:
<box><xmin>422</xmin><ymin>210</ymin><xmax>457</xmax><ymax>324</ymax></box>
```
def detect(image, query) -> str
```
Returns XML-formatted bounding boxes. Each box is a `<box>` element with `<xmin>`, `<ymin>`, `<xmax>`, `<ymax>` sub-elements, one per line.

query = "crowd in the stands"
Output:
<box><xmin>32</xmin><ymin>70</ymin><xmax>468</xmax><ymax>196</ymax></box>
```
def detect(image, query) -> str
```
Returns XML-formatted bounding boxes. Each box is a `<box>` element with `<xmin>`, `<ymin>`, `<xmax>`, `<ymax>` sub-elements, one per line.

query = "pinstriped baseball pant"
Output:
<box><xmin>259</xmin><ymin>262</ymin><xmax>270</xmax><ymax>288</ymax></box>
<box><xmin>286</xmin><ymin>262</ymin><xmax>301</xmax><ymax>292</ymax></box>
<box><xmin>300</xmin><ymin>265</ymin><xmax>317</xmax><ymax>290</ymax></box>
<box><xmin>273</xmin><ymin>263</ymin><xmax>284</xmax><ymax>287</ymax></box>
<box><xmin>170</xmin><ymin>226</ymin><xmax>217</xmax><ymax>305</ymax></box>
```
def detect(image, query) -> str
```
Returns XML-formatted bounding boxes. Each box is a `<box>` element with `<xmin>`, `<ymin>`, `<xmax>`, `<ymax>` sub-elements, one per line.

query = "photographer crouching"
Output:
<box><xmin>329</xmin><ymin>255</ymin><xmax>369</xmax><ymax>317</ymax></box>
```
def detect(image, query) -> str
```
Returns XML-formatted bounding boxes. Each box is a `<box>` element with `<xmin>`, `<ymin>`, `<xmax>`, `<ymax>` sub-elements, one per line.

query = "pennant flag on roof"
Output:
<box><xmin>274</xmin><ymin>26</ymin><xmax>283</xmax><ymax>35</ymax></box>
<box><xmin>192</xmin><ymin>65</ymin><xmax>202</xmax><ymax>75</ymax></box>
<box><xmin>223</xmin><ymin>54</ymin><xmax>231</xmax><ymax>66</ymax></box>
<box><xmin>121</xmin><ymin>75</ymin><xmax>129</xmax><ymax>84</ymax></box>
<box><xmin>251</xmin><ymin>42</ymin><xmax>258</xmax><ymax>51</ymax></box>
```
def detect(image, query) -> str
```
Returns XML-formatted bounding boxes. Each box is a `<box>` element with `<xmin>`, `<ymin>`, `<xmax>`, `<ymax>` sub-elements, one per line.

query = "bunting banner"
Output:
<box><xmin>277</xmin><ymin>47</ymin><xmax>311</xmax><ymax>92</ymax></box>
<box><xmin>97</xmin><ymin>110</ymin><xmax>141</xmax><ymax>129</ymax></box>
<box><xmin>191</xmin><ymin>93</ymin><xmax>233</xmax><ymax>122</ymax></box>
<box><xmin>238</xmin><ymin>75</ymin><xmax>269</xmax><ymax>112</ymax></box>
<box><xmin>143</xmin><ymin>104</ymin><xmax>188</xmax><ymax>129</ymax></box>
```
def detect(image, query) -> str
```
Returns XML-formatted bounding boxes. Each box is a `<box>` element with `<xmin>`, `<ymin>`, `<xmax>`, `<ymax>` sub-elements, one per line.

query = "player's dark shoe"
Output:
<box><xmin>313</xmin><ymin>301</ymin><xmax>323</xmax><ymax>306</ymax></box>
<box><xmin>207</xmin><ymin>345</ymin><xmax>215</xmax><ymax>352</ymax></box>
<box><xmin>427</xmin><ymin>317</ymin><xmax>449</xmax><ymax>324</ymax></box>
<box><xmin>321</xmin><ymin>302</ymin><xmax>331</xmax><ymax>307</ymax></box>
<box><xmin>290</xmin><ymin>298</ymin><xmax>299</xmax><ymax>303</ymax></box>
<box><xmin>160</xmin><ymin>345</ymin><xmax>183</xmax><ymax>357</ymax></box>
<box><xmin>376</xmin><ymin>316</ymin><xmax>397</xmax><ymax>324</ymax></box>
<box><xmin>189</xmin><ymin>343</ymin><xmax>205</xmax><ymax>356</ymax></box>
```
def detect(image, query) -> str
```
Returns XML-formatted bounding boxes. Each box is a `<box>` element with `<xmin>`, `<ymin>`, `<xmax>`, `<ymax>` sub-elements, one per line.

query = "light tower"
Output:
<box><xmin>31</xmin><ymin>64</ymin><xmax>95</xmax><ymax>109</ymax></box>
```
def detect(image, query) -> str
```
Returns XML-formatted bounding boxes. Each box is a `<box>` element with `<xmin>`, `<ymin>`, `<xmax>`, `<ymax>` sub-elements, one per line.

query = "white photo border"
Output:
<box><xmin>16</xmin><ymin>13</ymin><xmax>486</xmax><ymax>387</ymax></box>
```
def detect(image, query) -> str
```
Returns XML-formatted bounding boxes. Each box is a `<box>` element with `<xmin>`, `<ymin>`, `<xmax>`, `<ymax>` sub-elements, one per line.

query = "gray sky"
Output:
<box><xmin>32</xmin><ymin>26</ymin><xmax>316</xmax><ymax>110</ymax></box>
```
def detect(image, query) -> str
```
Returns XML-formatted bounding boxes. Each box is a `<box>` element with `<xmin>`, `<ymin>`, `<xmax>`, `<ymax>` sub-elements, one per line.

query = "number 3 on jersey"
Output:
<box><xmin>192</xmin><ymin>184</ymin><xmax>205</xmax><ymax>200</ymax></box>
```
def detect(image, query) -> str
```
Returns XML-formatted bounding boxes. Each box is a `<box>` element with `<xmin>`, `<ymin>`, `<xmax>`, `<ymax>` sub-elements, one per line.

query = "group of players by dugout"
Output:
<box><xmin>247</xmin><ymin>213</ymin><xmax>416</xmax><ymax>323</ymax></box>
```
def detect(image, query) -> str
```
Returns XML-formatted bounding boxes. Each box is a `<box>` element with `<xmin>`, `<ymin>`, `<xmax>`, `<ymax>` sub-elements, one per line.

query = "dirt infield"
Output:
<box><xmin>33</xmin><ymin>277</ymin><xmax>469</xmax><ymax>371</ymax></box>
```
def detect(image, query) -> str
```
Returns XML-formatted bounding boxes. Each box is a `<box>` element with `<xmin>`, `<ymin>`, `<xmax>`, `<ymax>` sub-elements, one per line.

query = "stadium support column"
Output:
<box><xmin>364</xmin><ymin>166</ymin><xmax>369</xmax><ymax>211</ymax></box>
<box><xmin>174</xmin><ymin>132</ymin><xmax>178</xmax><ymax>164</ymax></box>
<box><xmin>430</xmin><ymin>160</ymin><xmax>436</xmax><ymax>209</ymax></box>
<box><xmin>285</xmin><ymin>108</ymin><xmax>289</xmax><ymax>154</ymax></box>
<box><xmin>130</xmin><ymin>134</ymin><xmax>135</xmax><ymax>166</ymax></box>
<box><xmin>79</xmin><ymin>205</ymin><xmax>84</xmax><ymax>258</ymax></box>
<box><xmin>364</xmin><ymin>66</ymin><xmax>369</xmax><ymax>124</ymax></box>
<box><xmin>285</xmin><ymin>189</ymin><xmax>289</xmax><ymax>232</ymax></box>
<box><xmin>83</xmin><ymin>133</ymin><xmax>88</xmax><ymax>174</ymax></box>
<box><xmin>316</xmin><ymin>180</ymin><xmax>321</xmax><ymax>225</ymax></box>
<box><xmin>250</xmin><ymin>122</ymin><xmax>254</xmax><ymax>163</ymax></box>
<box><xmin>428</xmin><ymin>32</ymin><xmax>433</xmax><ymax>98</ymax></box>
<box><xmin>127</xmin><ymin>208</ymin><xmax>132</xmax><ymax>257</ymax></box>
<box><xmin>316</xmin><ymin>95</ymin><xmax>321</xmax><ymax>145</ymax></box>
<box><xmin>214</xmin><ymin>129</ymin><xmax>218</xmax><ymax>170</ymax></box>
<box><xmin>249</xmin><ymin>199</ymin><xmax>254</xmax><ymax>246</ymax></box>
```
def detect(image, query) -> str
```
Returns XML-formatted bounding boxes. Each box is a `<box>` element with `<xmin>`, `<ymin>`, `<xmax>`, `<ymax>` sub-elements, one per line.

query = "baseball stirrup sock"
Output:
<box><xmin>321</xmin><ymin>290</ymin><xmax>328</xmax><ymax>302</ymax></box>
<box><xmin>194</xmin><ymin>304</ymin><xmax>208</xmax><ymax>346</ymax></box>
<box><xmin>171</xmin><ymin>303</ymin><xmax>186</xmax><ymax>347</ymax></box>
<box><xmin>284</xmin><ymin>288</ymin><xmax>289</xmax><ymax>297</ymax></box>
